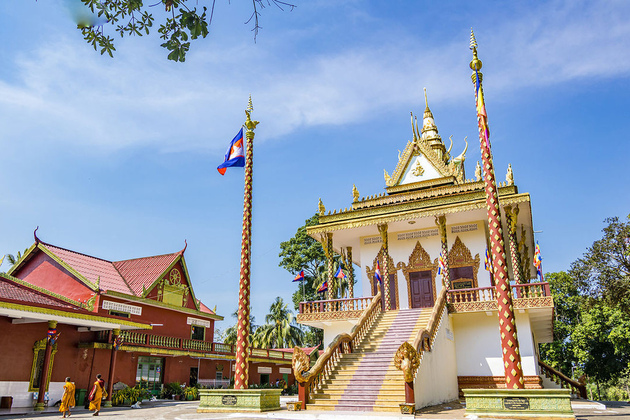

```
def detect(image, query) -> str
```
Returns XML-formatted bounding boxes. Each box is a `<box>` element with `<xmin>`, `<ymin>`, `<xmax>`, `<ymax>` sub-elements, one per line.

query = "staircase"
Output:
<box><xmin>308</xmin><ymin>308</ymin><xmax>431</xmax><ymax>411</ymax></box>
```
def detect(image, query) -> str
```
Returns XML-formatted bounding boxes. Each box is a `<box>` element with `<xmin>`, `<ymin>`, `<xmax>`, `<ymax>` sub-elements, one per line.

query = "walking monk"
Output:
<box><xmin>59</xmin><ymin>377</ymin><xmax>75</xmax><ymax>418</ymax></box>
<box><xmin>88</xmin><ymin>374</ymin><xmax>106</xmax><ymax>416</ymax></box>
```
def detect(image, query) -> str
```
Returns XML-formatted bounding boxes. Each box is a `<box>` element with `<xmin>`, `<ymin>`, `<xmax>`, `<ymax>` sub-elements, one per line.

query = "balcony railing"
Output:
<box><xmin>448</xmin><ymin>282</ymin><xmax>552</xmax><ymax>312</ymax></box>
<box><xmin>299</xmin><ymin>296</ymin><xmax>373</xmax><ymax>314</ymax></box>
<box><xmin>112</xmin><ymin>331</ymin><xmax>292</xmax><ymax>361</ymax></box>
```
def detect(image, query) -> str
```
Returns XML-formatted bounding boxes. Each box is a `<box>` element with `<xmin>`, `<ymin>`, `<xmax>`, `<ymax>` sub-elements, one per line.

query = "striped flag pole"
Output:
<box><xmin>234</xmin><ymin>96</ymin><xmax>259</xmax><ymax>390</ymax></box>
<box><xmin>470</xmin><ymin>30</ymin><xmax>524</xmax><ymax>389</ymax></box>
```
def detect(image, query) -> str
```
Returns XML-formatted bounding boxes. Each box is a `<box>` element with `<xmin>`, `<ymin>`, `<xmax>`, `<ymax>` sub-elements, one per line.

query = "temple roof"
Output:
<box><xmin>113</xmin><ymin>252</ymin><xmax>182</xmax><ymax>296</ymax></box>
<box><xmin>0</xmin><ymin>273</ymin><xmax>79</xmax><ymax>310</ymax></box>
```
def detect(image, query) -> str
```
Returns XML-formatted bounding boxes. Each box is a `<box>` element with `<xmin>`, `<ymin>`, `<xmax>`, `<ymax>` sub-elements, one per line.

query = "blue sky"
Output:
<box><xmin>0</xmin><ymin>1</ymin><xmax>629</xmax><ymax>332</ymax></box>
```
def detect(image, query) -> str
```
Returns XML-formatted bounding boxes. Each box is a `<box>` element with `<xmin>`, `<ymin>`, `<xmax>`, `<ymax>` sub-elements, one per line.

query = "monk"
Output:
<box><xmin>59</xmin><ymin>377</ymin><xmax>75</xmax><ymax>418</ymax></box>
<box><xmin>88</xmin><ymin>374</ymin><xmax>106</xmax><ymax>416</ymax></box>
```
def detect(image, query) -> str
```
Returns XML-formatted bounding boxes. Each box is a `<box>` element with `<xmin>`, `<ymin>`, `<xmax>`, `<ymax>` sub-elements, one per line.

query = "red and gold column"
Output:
<box><xmin>378</xmin><ymin>223</ymin><xmax>391</xmax><ymax>310</ymax></box>
<box><xmin>35</xmin><ymin>320</ymin><xmax>58</xmax><ymax>411</ymax></box>
<box><xmin>234</xmin><ymin>97</ymin><xmax>259</xmax><ymax>390</ymax></box>
<box><xmin>325</xmin><ymin>232</ymin><xmax>334</xmax><ymax>300</ymax></box>
<box><xmin>346</xmin><ymin>247</ymin><xmax>354</xmax><ymax>298</ymax></box>
<box><xmin>104</xmin><ymin>328</ymin><xmax>121</xmax><ymax>407</ymax></box>
<box><xmin>435</xmin><ymin>215</ymin><xmax>451</xmax><ymax>289</ymax></box>
<box><xmin>470</xmin><ymin>31</ymin><xmax>524</xmax><ymax>389</ymax></box>
<box><xmin>504</xmin><ymin>206</ymin><xmax>524</xmax><ymax>285</ymax></box>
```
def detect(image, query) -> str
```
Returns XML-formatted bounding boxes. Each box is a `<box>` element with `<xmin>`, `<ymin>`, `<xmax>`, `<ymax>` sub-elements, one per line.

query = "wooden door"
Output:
<box><xmin>409</xmin><ymin>270</ymin><xmax>434</xmax><ymax>308</ymax></box>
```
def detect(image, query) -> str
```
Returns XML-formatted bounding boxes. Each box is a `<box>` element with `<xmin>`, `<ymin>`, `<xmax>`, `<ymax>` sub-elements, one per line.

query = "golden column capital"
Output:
<box><xmin>47</xmin><ymin>320</ymin><xmax>58</xmax><ymax>329</ymax></box>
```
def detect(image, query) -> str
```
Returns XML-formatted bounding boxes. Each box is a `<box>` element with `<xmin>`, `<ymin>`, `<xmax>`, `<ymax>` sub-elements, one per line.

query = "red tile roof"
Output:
<box><xmin>198</xmin><ymin>301</ymin><xmax>216</xmax><ymax>315</ymax></box>
<box><xmin>113</xmin><ymin>252</ymin><xmax>180</xmax><ymax>296</ymax></box>
<box><xmin>275</xmin><ymin>345</ymin><xmax>320</xmax><ymax>355</ymax></box>
<box><xmin>0</xmin><ymin>275</ymin><xmax>79</xmax><ymax>309</ymax></box>
<box><xmin>42</xmin><ymin>244</ymin><xmax>133</xmax><ymax>294</ymax></box>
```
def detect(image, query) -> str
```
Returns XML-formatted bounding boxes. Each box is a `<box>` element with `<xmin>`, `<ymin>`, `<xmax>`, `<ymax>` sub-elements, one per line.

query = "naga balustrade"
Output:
<box><xmin>110</xmin><ymin>331</ymin><xmax>292</xmax><ymax>361</ymax></box>
<box><xmin>299</xmin><ymin>296</ymin><xmax>373</xmax><ymax>314</ymax></box>
<box><xmin>538</xmin><ymin>360</ymin><xmax>587</xmax><ymax>399</ymax></box>
<box><xmin>448</xmin><ymin>282</ymin><xmax>550</xmax><ymax>304</ymax></box>
<box><xmin>294</xmin><ymin>284</ymin><xmax>383</xmax><ymax>409</ymax></box>
<box><xmin>396</xmin><ymin>287</ymin><xmax>449</xmax><ymax>405</ymax></box>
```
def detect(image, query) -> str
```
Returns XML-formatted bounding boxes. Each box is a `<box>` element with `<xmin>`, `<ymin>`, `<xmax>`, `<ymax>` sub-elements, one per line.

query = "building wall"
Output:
<box><xmin>451</xmin><ymin>311</ymin><xmax>538</xmax><ymax>377</ymax></box>
<box><xmin>414</xmin><ymin>311</ymin><xmax>459</xmax><ymax>408</ymax></box>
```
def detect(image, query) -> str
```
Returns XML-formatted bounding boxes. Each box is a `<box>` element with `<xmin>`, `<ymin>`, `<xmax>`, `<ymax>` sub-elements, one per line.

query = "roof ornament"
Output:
<box><xmin>475</xmin><ymin>161</ymin><xmax>482</xmax><ymax>181</ymax></box>
<box><xmin>318</xmin><ymin>198</ymin><xmax>326</xmax><ymax>215</ymax></box>
<box><xmin>446</xmin><ymin>135</ymin><xmax>454</xmax><ymax>161</ymax></box>
<box><xmin>180</xmin><ymin>239</ymin><xmax>188</xmax><ymax>255</ymax></box>
<box><xmin>95</xmin><ymin>276</ymin><xmax>101</xmax><ymax>292</ymax></box>
<box><xmin>469</xmin><ymin>28</ymin><xmax>482</xmax><ymax>71</ymax></box>
<box><xmin>506</xmin><ymin>164</ymin><xmax>514</xmax><ymax>185</ymax></box>
<box><xmin>424</xmin><ymin>87</ymin><xmax>429</xmax><ymax>111</ymax></box>
<box><xmin>352</xmin><ymin>184</ymin><xmax>360</xmax><ymax>203</ymax></box>
<box><xmin>34</xmin><ymin>226</ymin><xmax>40</xmax><ymax>243</ymax></box>
<box><xmin>450</xmin><ymin>137</ymin><xmax>468</xmax><ymax>180</ymax></box>
<box><xmin>410</xmin><ymin>112</ymin><xmax>419</xmax><ymax>141</ymax></box>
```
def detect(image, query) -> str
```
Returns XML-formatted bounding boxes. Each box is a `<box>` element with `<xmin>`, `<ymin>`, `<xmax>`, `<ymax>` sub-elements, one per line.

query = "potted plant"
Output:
<box><xmin>183</xmin><ymin>386</ymin><xmax>198</xmax><ymax>401</ymax></box>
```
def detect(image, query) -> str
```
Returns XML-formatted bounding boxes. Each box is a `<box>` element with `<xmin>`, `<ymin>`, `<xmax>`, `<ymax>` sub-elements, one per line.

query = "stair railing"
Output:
<box><xmin>538</xmin><ymin>360</ymin><xmax>587</xmax><ymax>399</ymax></box>
<box><xmin>412</xmin><ymin>286</ymin><xmax>448</xmax><ymax>354</ymax></box>
<box><xmin>293</xmin><ymin>283</ymin><xmax>382</xmax><ymax>409</ymax></box>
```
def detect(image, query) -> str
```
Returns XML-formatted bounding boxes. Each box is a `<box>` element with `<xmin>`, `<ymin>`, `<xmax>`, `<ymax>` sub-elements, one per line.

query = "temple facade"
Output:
<box><xmin>293</xmin><ymin>92</ymin><xmax>578</xmax><ymax>411</ymax></box>
<box><xmin>1</xmin><ymin>236</ymin><xmax>296</xmax><ymax>408</ymax></box>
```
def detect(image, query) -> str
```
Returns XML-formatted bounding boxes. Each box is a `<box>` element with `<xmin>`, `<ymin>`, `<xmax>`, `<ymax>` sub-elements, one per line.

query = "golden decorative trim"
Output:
<box><xmin>113</xmin><ymin>345</ymin><xmax>291</xmax><ymax>364</ymax></box>
<box><xmin>385</xmin><ymin>176</ymin><xmax>457</xmax><ymax>194</ymax></box>
<box><xmin>447</xmin><ymin>236</ymin><xmax>480</xmax><ymax>289</ymax></box>
<box><xmin>387</xmin><ymin>139</ymin><xmax>453</xmax><ymax>188</ymax></box>
<box><xmin>309</xmin><ymin>192</ymin><xmax>529</xmax><ymax>234</ymax></box>
<box><xmin>397</xmin><ymin>241</ymin><xmax>438</xmax><ymax>308</ymax></box>
<box><xmin>448</xmin><ymin>296</ymin><xmax>554</xmax><ymax>313</ymax></box>
<box><xmin>29</xmin><ymin>338</ymin><xmax>57</xmax><ymax>392</ymax></box>
<box><xmin>0</xmin><ymin>301</ymin><xmax>152</xmax><ymax>329</ymax></box>
<box><xmin>296</xmin><ymin>310</ymin><xmax>363</xmax><ymax>323</ymax></box>
<box><xmin>365</xmin><ymin>246</ymin><xmax>399</xmax><ymax>309</ymax></box>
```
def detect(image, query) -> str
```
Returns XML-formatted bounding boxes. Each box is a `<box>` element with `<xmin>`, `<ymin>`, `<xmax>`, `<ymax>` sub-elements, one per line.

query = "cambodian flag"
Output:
<box><xmin>334</xmin><ymin>266</ymin><xmax>346</xmax><ymax>279</ymax></box>
<box><xmin>375</xmin><ymin>261</ymin><xmax>382</xmax><ymax>284</ymax></box>
<box><xmin>217</xmin><ymin>128</ymin><xmax>245</xmax><ymax>175</ymax></box>
<box><xmin>317</xmin><ymin>281</ymin><xmax>328</xmax><ymax>293</ymax></box>
<box><xmin>293</xmin><ymin>270</ymin><xmax>305</xmax><ymax>282</ymax></box>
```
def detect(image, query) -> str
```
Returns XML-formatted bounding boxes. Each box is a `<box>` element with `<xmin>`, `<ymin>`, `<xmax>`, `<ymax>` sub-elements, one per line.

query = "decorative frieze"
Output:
<box><xmin>102</xmin><ymin>300</ymin><xmax>142</xmax><ymax>316</ymax></box>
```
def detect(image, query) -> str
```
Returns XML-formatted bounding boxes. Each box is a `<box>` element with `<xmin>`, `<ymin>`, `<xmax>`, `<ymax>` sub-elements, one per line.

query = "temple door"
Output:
<box><xmin>409</xmin><ymin>270</ymin><xmax>434</xmax><ymax>308</ymax></box>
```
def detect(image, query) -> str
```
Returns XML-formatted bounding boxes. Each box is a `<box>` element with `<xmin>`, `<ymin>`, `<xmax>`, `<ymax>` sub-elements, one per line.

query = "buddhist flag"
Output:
<box><xmin>293</xmin><ymin>270</ymin><xmax>305</xmax><ymax>282</ymax></box>
<box><xmin>375</xmin><ymin>261</ymin><xmax>383</xmax><ymax>284</ymax></box>
<box><xmin>534</xmin><ymin>242</ymin><xmax>543</xmax><ymax>280</ymax></box>
<box><xmin>217</xmin><ymin>128</ymin><xmax>245</xmax><ymax>175</ymax></box>
<box><xmin>484</xmin><ymin>248</ymin><xmax>493</xmax><ymax>272</ymax></box>
<box><xmin>334</xmin><ymin>266</ymin><xmax>346</xmax><ymax>279</ymax></box>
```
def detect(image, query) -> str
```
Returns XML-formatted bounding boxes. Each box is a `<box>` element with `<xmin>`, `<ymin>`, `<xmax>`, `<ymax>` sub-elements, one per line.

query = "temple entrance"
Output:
<box><xmin>409</xmin><ymin>270</ymin><xmax>434</xmax><ymax>308</ymax></box>
<box><xmin>372</xmin><ymin>274</ymin><xmax>397</xmax><ymax>310</ymax></box>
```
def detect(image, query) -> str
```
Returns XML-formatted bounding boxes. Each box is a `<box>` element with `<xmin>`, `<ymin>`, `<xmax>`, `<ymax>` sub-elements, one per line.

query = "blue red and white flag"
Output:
<box><xmin>293</xmin><ymin>270</ymin><xmax>305</xmax><ymax>282</ymax></box>
<box><xmin>334</xmin><ymin>266</ymin><xmax>346</xmax><ymax>279</ymax></box>
<box><xmin>375</xmin><ymin>261</ymin><xmax>383</xmax><ymax>284</ymax></box>
<box><xmin>217</xmin><ymin>128</ymin><xmax>245</xmax><ymax>175</ymax></box>
<box><xmin>437</xmin><ymin>251</ymin><xmax>446</xmax><ymax>275</ymax></box>
<box><xmin>317</xmin><ymin>281</ymin><xmax>328</xmax><ymax>293</ymax></box>
<box><xmin>534</xmin><ymin>242</ymin><xmax>543</xmax><ymax>280</ymax></box>
<box><xmin>484</xmin><ymin>248</ymin><xmax>493</xmax><ymax>272</ymax></box>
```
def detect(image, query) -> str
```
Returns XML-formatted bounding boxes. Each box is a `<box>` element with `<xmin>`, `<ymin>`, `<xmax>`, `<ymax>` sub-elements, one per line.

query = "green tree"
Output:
<box><xmin>252</xmin><ymin>297</ymin><xmax>303</xmax><ymax>349</ymax></box>
<box><xmin>539</xmin><ymin>271</ymin><xmax>582</xmax><ymax>375</ymax></box>
<box><xmin>220</xmin><ymin>309</ymin><xmax>256</xmax><ymax>345</ymax></box>
<box><xmin>73</xmin><ymin>0</ymin><xmax>296</xmax><ymax>62</ymax></box>
<box><xmin>569</xmin><ymin>215</ymin><xmax>630</xmax><ymax>311</ymax></box>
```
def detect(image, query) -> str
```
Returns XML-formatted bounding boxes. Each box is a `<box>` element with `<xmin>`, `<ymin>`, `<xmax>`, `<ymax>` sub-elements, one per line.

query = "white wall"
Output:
<box><xmin>414</xmin><ymin>311</ymin><xmax>459</xmax><ymax>408</ymax></box>
<box><xmin>322</xmin><ymin>322</ymin><xmax>355</xmax><ymax>349</ymax></box>
<box><xmin>0</xmin><ymin>381</ymin><xmax>64</xmax><ymax>408</ymax></box>
<box><xmin>452</xmin><ymin>311</ymin><xmax>538</xmax><ymax>377</ymax></box>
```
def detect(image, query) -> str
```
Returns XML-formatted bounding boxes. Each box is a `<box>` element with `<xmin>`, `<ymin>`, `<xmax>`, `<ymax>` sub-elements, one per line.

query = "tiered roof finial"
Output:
<box><xmin>246</xmin><ymin>94</ymin><xmax>254</xmax><ymax>112</ymax></box>
<box><xmin>424</xmin><ymin>87</ymin><xmax>429</xmax><ymax>111</ymax></box>
<box><xmin>420</xmin><ymin>88</ymin><xmax>447</xmax><ymax>161</ymax></box>
<box><xmin>469</xmin><ymin>28</ymin><xmax>482</xmax><ymax>71</ymax></box>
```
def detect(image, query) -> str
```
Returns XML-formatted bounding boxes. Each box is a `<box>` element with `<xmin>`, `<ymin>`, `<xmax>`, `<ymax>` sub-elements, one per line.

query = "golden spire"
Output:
<box><xmin>469</xmin><ymin>28</ymin><xmax>482</xmax><ymax>71</ymax></box>
<box><xmin>246</xmin><ymin>94</ymin><xmax>254</xmax><ymax>112</ymax></box>
<box><xmin>423</xmin><ymin>87</ymin><xmax>429</xmax><ymax>111</ymax></box>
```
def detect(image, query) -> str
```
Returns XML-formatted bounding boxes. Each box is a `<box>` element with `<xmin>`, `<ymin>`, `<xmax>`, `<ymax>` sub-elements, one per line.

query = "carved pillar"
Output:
<box><xmin>324</xmin><ymin>232</ymin><xmax>334</xmax><ymax>300</ymax></box>
<box><xmin>378</xmin><ymin>223</ymin><xmax>390</xmax><ymax>311</ymax></box>
<box><xmin>103</xmin><ymin>328</ymin><xmax>121</xmax><ymax>407</ymax></box>
<box><xmin>470</xmin><ymin>33</ymin><xmax>524</xmax><ymax>389</ymax></box>
<box><xmin>435</xmin><ymin>215</ymin><xmax>451</xmax><ymax>289</ymax></box>
<box><xmin>504</xmin><ymin>206</ymin><xmax>524</xmax><ymax>285</ymax></box>
<box><xmin>234</xmin><ymin>99</ymin><xmax>258</xmax><ymax>390</ymax></box>
<box><xmin>35</xmin><ymin>320</ymin><xmax>58</xmax><ymax>411</ymax></box>
<box><xmin>346</xmin><ymin>247</ymin><xmax>354</xmax><ymax>298</ymax></box>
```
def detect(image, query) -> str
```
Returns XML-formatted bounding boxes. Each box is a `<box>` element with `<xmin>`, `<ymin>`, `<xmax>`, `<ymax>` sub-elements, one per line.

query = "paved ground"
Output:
<box><xmin>0</xmin><ymin>399</ymin><xmax>628</xmax><ymax>420</ymax></box>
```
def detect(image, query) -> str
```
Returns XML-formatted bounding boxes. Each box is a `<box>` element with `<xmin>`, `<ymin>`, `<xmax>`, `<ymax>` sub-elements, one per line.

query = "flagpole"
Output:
<box><xmin>470</xmin><ymin>30</ymin><xmax>525</xmax><ymax>390</ymax></box>
<box><xmin>234</xmin><ymin>96</ymin><xmax>258</xmax><ymax>390</ymax></box>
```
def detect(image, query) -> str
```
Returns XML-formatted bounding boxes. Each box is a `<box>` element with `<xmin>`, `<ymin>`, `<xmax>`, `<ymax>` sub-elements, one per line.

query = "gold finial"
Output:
<box><xmin>423</xmin><ymin>87</ymin><xmax>429</xmax><ymax>110</ymax></box>
<box><xmin>246</xmin><ymin>94</ymin><xmax>254</xmax><ymax>112</ymax></box>
<box><xmin>352</xmin><ymin>184</ymin><xmax>359</xmax><ymax>202</ymax></box>
<box><xmin>318</xmin><ymin>198</ymin><xmax>326</xmax><ymax>215</ymax></box>
<box><xmin>469</xmin><ymin>29</ymin><xmax>483</xmax><ymax>71</ymax></box>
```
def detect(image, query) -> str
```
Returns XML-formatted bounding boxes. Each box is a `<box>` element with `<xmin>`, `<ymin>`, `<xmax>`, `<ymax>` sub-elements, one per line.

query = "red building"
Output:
<box><xmin>1</xmin><ymin>233</ymin><xmax>295</xmax><ymax>408</ymax></box>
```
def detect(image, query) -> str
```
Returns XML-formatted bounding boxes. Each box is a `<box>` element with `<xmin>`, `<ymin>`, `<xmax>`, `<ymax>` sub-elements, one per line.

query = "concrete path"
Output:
<box><xmin>0</xmin><ymin>399</ymin><xmax>627</xmax><ymax>420</ymax></box>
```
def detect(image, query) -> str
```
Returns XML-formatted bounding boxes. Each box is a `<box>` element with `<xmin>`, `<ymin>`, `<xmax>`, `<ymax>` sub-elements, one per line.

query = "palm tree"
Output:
<box><xmin>221</xmin><ymin>309</ymin><xmax>257</xmax><ymax>345</ymax></box>
<box><xmin>5</xmin><ymin>248</ymin><xmax>29</xmax><ymax>268</ymax></box>
<box><xmin>252</xmin><ymin>297</ymin><xmax>304</xmax><ymax>349</ymax></box>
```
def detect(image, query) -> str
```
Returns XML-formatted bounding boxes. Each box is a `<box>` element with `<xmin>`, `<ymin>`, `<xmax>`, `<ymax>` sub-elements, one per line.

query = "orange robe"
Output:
<box><xmin>88</xmin><ymin>379</ymin><xmax>104</xmax><ymax>411</ymax></box>
<box><xmin>59</xmin><ymin>381</ymin><xmax>76</xmax><ymax>412</ymax></box>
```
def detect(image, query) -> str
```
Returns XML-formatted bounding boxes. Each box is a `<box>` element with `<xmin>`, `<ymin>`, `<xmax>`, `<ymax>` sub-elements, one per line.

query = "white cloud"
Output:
<box><xmin>0</xmin><ymin>0</ymin><xmax>628</xmax><ymax>155</ymax></box>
